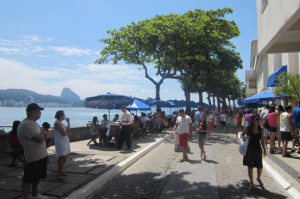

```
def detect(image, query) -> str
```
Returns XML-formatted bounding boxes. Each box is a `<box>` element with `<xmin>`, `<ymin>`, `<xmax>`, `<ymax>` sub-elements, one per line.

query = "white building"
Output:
<box><xmin>246</xmin><ymin>1</ymin><xmax>300</xmax><ymax>98</ymax></box>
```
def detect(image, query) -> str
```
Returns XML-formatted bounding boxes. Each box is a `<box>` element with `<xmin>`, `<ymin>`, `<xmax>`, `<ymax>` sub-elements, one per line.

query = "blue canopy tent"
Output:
<box><xmin>165</xmin><ymin>100</ymin><xmax>177</xmax><ymax>113</ymax></box>
<box><xmin>117</xmin><ymin>98</ymin><xmax>151</xmax><ymax>114</ymax></box>
<box><xmin>267</xmin><ymin>65</ymin><xmax>287</xmax><ymax>87</ymax></box>
<box><xmin>85</xmin><ymin>92</ymin><xmax>134</xmax><ymax>120</ymax></box>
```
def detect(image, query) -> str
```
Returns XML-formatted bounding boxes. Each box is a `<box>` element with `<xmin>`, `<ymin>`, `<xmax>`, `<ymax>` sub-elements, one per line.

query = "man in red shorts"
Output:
<box><xmin>171</xmin><ymin>109</ymin><xmax>192</xmax><ymax>161</ymax></box>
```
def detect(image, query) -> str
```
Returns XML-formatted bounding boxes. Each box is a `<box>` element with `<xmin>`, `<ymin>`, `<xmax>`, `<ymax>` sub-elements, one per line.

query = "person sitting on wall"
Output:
<box><xmin>6</xmin><ymin>120</ymin><xmax>22</xmax><ymax>167</ymax></box>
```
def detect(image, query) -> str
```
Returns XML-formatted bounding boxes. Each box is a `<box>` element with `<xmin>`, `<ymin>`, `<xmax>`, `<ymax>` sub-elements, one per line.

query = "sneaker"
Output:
<box><xmin>194</xmin><ymin>139</ymin><xmax>197</xmax><ymax>143</ymax></box>
<box><xmin>31</xmin><ymin>193</ymin><xmax>48</xmax><ymax>199</ymax></box>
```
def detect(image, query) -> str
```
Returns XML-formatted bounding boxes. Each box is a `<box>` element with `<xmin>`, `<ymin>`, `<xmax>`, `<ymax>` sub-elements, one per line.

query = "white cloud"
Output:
<box><xmin>162</xmin><ymin>89</ymin><xmax>170</xmax><ymax>93</ymax></box>
<box><xmin>85</xmin><ymin>64</ymin><xmax>145</xmax><ymax>80</ymax></box>
<box><xmin>0</xmin><ymin>57</ymin><xmax>142</xmax><ymax>99</ymax></box>
<box><xmin>49</xmin><ymin>46</ymin><xmax>91</xmax><ymax>56</ymax></box>
<box><xmin>0</xmin><ymin>47</ymin><xmax>21</xmax><ymax>54</ymax></box>
<box><xmin>23</xmin><ymin>34</ymin><xmax>43</xmax><ymax>42</ymax></box>
<box><xmin>19</xmin><ymin>27</ymin><xmax>23</xmax><ymax>30</ymax></box>
<box><xmin>140</xmin><ymin>89</ymin><xmax>154</xmax><ymax>93</ymax></box>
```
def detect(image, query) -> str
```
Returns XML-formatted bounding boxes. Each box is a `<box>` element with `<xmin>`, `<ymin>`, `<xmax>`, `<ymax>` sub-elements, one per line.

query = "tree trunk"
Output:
<box><xmin>217</xmin><ymin>97</ymin><xmax>221</xmax><ymax>108</ymax></box>
<box><xmin>207</xmin><ymin>93</ymin><xmax>211</xmax><ymax>106</ymax></box>
<box><xmin>233</xmin><ymin>99</ymin><xmax>236</xmax><ymax>108</ymax></box>
<box><xmin>228</xmin><ymin>98</ymin><xmax>231</xmax><ymax>108</ymax></box>
<box><xmin>222</xmin><ymin>97</ymin><xmax>227</xmax><ymax>109</ymax></box>
<box><xmin>184</xmin><ymin>86</ymin><xmax>191</xmax><ymax>116</ymax></box>
<box><xmin>155</xmin><ymin>84</ymin><xmax>161</xmax><ymax>100</ymax></box>
<box><xmin>198</xmin><ymin>90</ymin><xmax>203</xmax><ymax>103</ymax></box>
<box><xmin>213</xmin><ymin>96</ymin><xmax>216</xmax><ymax>107</ymax></box>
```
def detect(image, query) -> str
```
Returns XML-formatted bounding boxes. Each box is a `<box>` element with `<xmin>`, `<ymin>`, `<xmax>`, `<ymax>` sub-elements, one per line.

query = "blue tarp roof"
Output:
<box><xmin>267</xmin><ymin>65</ymin><xmax>287</xmax><ymax>87</ymax></box>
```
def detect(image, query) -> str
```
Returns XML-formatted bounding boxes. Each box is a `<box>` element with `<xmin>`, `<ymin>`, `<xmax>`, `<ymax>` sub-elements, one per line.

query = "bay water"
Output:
<box><xmin>0</xmin><ymin>107</ymin><xmax>178</xmax><ymax>132</ymax></box>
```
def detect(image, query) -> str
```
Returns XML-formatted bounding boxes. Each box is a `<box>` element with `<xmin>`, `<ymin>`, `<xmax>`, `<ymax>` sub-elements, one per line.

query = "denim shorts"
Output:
<box><xmin>198</xmin><ymin>133</ymin><xmax>208</xmax><ymax>142</ymax></box>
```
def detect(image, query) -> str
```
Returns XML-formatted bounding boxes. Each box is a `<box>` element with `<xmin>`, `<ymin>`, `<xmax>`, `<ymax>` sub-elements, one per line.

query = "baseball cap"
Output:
<box><xmin>26</xmin><ymin>103</ymin><xmax>44</xmax><ymax>112</ymax></box>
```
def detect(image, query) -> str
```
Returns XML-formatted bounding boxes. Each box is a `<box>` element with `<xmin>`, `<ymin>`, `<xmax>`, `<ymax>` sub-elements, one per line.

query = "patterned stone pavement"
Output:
<box><xmin>89</xmin><ymin>119</ymin><xmax>294</xmax><ymax>199</ymax></box>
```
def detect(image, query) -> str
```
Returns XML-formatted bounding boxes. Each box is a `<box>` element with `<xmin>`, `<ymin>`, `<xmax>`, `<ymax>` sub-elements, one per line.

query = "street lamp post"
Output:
<box><xmin>239</xmin><ymin>85</ymin><xmax>244</xmax><ymax>101</ymax></box>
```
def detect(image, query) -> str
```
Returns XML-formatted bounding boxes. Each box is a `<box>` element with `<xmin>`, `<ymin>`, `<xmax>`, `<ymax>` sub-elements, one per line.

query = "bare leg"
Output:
<box><xmin>198</xmin><ymin>139</ymin><xmax>207</xmax><ymax>160</ymax></box>
<box><xmin>277</xmin><ymin>137</ymin><xmax>282</xmax><ymax>148</ymax></box>
<box><xmin>282</xmin><ymin>140</ymin><xmax>288</xmax><ymax>154</ymax></box>
<box><xmin>264</xmin><ymin>137</ymin><xmax>268</xmax><ymax>149</ymax></box>
<box><xmin>256</xmin><ymin>168</ymin><xmax>264</xmax><ymax>187</ymax></box>
<box><xmin>31</xmin><ymin>183</ymin><xmax>38</xmax><ymax>197</ymax></box>
<box><xmin>22</xmin><ymin>183</ymin><xmax>31</xmax><ymax>199</ymax></box>
<box><xmin>180</xmin><ymin>147</ymin><xmax>188</xmax><ymax>160</ymax></box>
<box><xmin>236</xmin><ymin>127</ymin><xmax>238</xmax><ymax>138</ymax></box>
<box><xmin>57</xmin><ymin>155</ymin><xmax>67</xmax><ymax>178</ymax></box>
<box><xmin>195</xmin><ymin>131</ymin><xmax>198</xmax><ymax>141</ymax></box>
<box><xmin>248</xmin><ymin>167</ymin><xmax>254</xmax><ymax>189</ymax></box>
<box><xmin>270</xmin><ymin>132</ymin><xmax>276</xmax><ymax>152</ymax></box>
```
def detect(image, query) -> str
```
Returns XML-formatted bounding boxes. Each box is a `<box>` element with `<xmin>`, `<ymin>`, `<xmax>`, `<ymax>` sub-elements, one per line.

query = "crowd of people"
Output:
<box><xmin>236</xmin><ymin>102</ymin><xmax>300</xmax><ymax>190</ymax></box>
<box><xmin>4</xmin><ymin>101</ymin><xmax>300</xmax><ymax>197</ymax></box>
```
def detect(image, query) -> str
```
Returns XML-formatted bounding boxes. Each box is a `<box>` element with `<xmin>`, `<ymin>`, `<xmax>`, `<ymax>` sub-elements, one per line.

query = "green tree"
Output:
<box><xmin>96</xmin><ymin>8</ymin><xmax>241</xmax><ymax>104</ymax></box>
<box><xmin>274</xmin><ymin>73</ymin><xmax>300</xmax><ymax>105</ymax></box>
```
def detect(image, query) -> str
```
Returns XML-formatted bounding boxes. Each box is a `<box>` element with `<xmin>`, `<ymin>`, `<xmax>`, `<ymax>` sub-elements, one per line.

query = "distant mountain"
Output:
<box><xmin>0</xmin><ymin>89</ymin><xmax>71</xmax><ymax>104</ymax></box>
<box><xmin>61</xmin><ymin>88</ymin><xmax>80</xmax><ymax>102</ymax></box>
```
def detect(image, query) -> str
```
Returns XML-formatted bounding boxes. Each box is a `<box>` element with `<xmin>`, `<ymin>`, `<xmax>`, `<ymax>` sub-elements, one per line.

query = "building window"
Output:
<box><xmin>261</xmin><ymin>0</ymin><xmax>269</xmax><ymax>13</ymax></box>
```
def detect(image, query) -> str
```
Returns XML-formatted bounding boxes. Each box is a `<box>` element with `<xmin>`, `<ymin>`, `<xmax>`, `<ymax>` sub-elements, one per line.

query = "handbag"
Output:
<box><xmin>263</xmin><ymin>118</ymin><xmax>270</xmax><ymax>130</ymax></box>
<box><xmin>241</xmin><ymin>116</ymin><xmax>246</xmax><ymax>127</ymax></box>
<box><xmin>239</xmin><ymin>139</ymin><xmax>249</xmax><ymax>155</ymax></box>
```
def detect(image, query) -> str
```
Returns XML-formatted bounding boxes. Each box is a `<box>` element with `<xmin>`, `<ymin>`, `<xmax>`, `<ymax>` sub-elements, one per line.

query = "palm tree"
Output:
<box><xmin>274</xmin><ymin>73</ymin><xmax>300</xmax><ymax>105</ymax></box>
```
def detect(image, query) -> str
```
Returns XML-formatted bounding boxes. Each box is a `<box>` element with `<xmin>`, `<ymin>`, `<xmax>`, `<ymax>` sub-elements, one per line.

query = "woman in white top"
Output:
<box><xmin>220</xmin><ymin>111</ymin><xmax>227</xmax><ymax>132</ymax></box>
<box><xmin>206</xmin><ymin>109</ymin><xmax>214</xmax><ymax>138</ymax></box>
<box><xmin>53</xmin><ymin>110</ymin><xmax>71</xmax><ymax>181</ymax></box>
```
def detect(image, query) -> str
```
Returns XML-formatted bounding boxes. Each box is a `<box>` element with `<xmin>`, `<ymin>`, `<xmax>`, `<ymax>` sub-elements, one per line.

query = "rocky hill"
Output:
<box><xmin>61</xmin><ymin>88</ymin><xmax>81</xmax><ymax>102</ymax></box>
<box><xmin>0</xmin><ymin>89</ymin><xmax>70</xmax><ymax>104</ymax></box>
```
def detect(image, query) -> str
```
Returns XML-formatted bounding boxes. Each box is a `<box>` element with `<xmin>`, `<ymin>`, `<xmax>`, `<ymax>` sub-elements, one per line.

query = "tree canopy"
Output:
<box><xmin>96</xmin><ymin>8</ymin><xmax>243</xmax><ymax>109</ymax></box>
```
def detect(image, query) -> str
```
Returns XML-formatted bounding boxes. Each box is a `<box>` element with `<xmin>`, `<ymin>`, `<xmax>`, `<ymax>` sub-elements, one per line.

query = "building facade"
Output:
<box><xmin>246</xmin><ymin>1</ymin><xmax>300</xmax><ymax>98</ymax></box>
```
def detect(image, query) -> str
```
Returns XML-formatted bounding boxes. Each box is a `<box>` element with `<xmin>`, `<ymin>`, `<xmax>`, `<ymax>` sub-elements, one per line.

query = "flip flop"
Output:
<box><xmin>56</xmin><ymin>177</ymin><xmax>64</xmax><ymax>181</ymax></box>
<box><xmin>61</xmin><ymin>173</ymin><xmax>68</xmax><ymax>177</ymax></box>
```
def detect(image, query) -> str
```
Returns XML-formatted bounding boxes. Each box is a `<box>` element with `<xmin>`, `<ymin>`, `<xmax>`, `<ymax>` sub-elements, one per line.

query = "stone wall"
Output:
<box><xmin>0</xmin><ymin>126</ymin><xmax>89</xmax><ymax>154</ymax></box>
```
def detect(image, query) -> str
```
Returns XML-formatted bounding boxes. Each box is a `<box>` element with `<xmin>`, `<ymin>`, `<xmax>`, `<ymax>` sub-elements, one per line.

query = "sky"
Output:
<box><xmin>0</xmin><ymin>0</ymin><xmax>257</xmax><ymax>103</ymax></box>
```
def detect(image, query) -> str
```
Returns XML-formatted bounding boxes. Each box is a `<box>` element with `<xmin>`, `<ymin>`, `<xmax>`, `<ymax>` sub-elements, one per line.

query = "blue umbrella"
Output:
<box><xmin>240</xmin><ymin>103</ymin><xmax>266</xmax><ymax>109</ymax></box>
<box><xmin>242</xmin><ymin>90</ymin><xmax>279</xmax><ymax>104</ymax></box>
<box><xmin>85</xmin><ymin>92</ymin><xmax>134</xmax><ymax>119</ymax></box>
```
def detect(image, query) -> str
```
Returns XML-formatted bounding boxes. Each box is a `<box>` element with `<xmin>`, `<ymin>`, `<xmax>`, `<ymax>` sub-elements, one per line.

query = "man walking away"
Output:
<box><xmin>17</xmin><ymin>103</ymin><xmax>48</xmax><ymax>199</ymax></box>
<box><xmin>280</xmin><ymin>105</ymin><xmax>294</xmax><ymax>157</ymax></box>
<box><xmin>171</xmin><ymin>109</ymin><xmax>192</xmax><ymax>161</ymax></box>
<box><xmin>260</xmin><ymin>104</ymin><xmax>270</xmax><ymax>149</ymax></box>
<box><xmin>293</xmin><ymin>101</ymin><xmax>300</xmax><ymax>154</ymax></box>
<box><xmin>193</xmin><ymin>106</ymin><xmax>202</xmax><ymax>142</ymax></box>
<box><xmin>117</xmin><ymin>106</ymin><xmax>132</xmax><ymax>150</ymax></box>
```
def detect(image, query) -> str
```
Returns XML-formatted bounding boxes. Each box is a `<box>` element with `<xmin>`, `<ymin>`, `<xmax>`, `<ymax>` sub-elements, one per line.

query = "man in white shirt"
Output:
<box><xmin>260</xmin><ymin>104</ymin><xmax>270</xmax><ymax>149</ymax></box>
<box><xmin>171</xmin><ymin>109</ymin><xmax>192</xmax><ymax>161</ymax></box>
<box><xmin>106</xmin><ymin>118</ymin><xmax>121</xmax><ymax>136</ymax></box>
<box><xmin>140</xmin><ymin>112</ymin><xmax>149</xmax><ymax>128</ymax></box>
<box><xmin>116</xmin><ymin>106</ymin><xmax>132</xmax><ymax>150</ymax></box>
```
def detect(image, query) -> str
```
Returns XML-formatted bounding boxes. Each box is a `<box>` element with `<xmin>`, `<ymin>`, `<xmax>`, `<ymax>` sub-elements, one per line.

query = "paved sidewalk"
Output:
<box><xmin>0</xmin><ymin>133</ymin><xmax>168</xmax><ymax>199</ymax></box>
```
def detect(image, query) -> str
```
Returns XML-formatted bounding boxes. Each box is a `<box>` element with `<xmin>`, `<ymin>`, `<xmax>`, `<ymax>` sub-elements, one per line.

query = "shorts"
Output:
<box><xmin>193</xmin><ymin>123</ymin><xmax>196</xmax><ymax>131</ymax></box>
<box><xmin>281</xmin><ymin>132</ymin><xmax>293</xmax><ymax>141</ymax></box>
<box><xmin>236</xmin><ymin>122</ymin><xmax>242</xmax><ymax>128</ymax></box>
<box><xmin>198</xmin><ymin>133</ymin><xmax>208</xmax><ymax>142</ymax></box>
<box><xmin>263</xmin><ymin>128</ymin><xmax>269</xmax><ymax>138</ymax></box>
<box><xmin>23</xmin><ymin>157</ymin><xmax>47</xmax><ymax>184</ymax></box>
<box><xmin>207</xmin><ymin>122</ymin><xmax>213</xmax><ymax>130</ymax></box>
<box><xmin>269</xmin><ymin>127</ymin><xmax>277</xmax><ymax>132</ymax></box>
<box><xmin>220</xmin><ymin>121</ymin><xmax>226</xmax><ymax>127</ymax></box>
<box><xmin>178</xmin><ymin>133</ymin><xmax>189</xmax><ymax>147</ymax></box>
